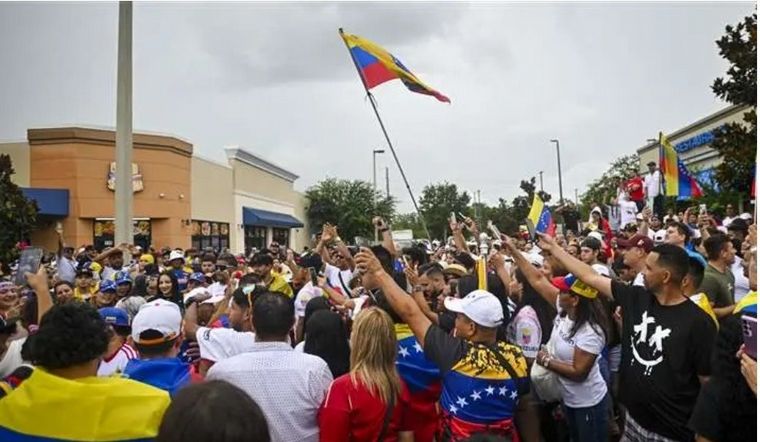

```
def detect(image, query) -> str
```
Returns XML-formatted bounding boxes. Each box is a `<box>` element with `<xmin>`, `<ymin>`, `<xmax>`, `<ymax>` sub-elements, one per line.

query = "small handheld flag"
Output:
<box><xmin>527</xmin><ymin>194</ymin><xmax>556</xmax><ymax>237</ymax></box>
<box><xmin>339</xmin><ymin>29</ymin><xmax>450</xmax><ymax>103</ymax></box>
<box><xmin>659</xmin><ymin>132</ymin><xmax>703</xmax><ymax>198</ymax></box>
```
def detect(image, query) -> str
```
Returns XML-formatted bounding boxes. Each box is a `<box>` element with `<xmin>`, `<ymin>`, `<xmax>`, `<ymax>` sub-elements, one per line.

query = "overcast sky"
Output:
<box><xmin>0</xmin><ymin>1</ymin><xmax>753</xmax><ymax>213</ymax></box>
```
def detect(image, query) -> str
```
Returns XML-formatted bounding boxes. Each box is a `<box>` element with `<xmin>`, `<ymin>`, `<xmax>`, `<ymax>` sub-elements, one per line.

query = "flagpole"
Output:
<box><xmin>339</xmin><ymin>28</ymin><xmax>431</xmax><ymax>241</ymax></box>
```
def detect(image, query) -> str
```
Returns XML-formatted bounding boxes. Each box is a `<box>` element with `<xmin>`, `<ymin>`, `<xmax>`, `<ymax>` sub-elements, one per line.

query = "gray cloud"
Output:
<box><xmin>0</xmin><ymin>1</ymin><xmax>753</xmax><ymax>216</ymax></box>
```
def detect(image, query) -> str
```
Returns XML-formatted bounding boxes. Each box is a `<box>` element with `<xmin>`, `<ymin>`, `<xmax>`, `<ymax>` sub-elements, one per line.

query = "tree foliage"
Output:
<box><xmin>391</xmin><ymin>213</ymin><xmax>427</xmax><ymax>239</ymax></box>
<box><xmin>0</xmin><ymin>154</ymin><xmax>38</xmax><ymax>272</ymax></box>
<box><xmin>418</xmin><ymin>182</ymin><xmax>471</xmax><ymax>240</ymax></box>
<box><xmin>710</xmin><ymin>13</ymin><xmax>757</xmax><ymax>198</ymax></box>
<box><xmin>580</xmin><ymin>154</ymin><xmax>640</xmax><ymax>212</ymax></box>
<box><xmin>305</xmin><ymin>178</ymin><xmax>394</xmax><ymax>243</ymax></box>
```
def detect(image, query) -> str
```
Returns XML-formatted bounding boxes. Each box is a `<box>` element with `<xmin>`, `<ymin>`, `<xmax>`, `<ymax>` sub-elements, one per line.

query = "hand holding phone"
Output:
<box><xmin>309</xmin><ymin>267</ymin><xmax>319</xmax><ymax>287</ymax></box>
<box><xmin>487</xmin><ymin>220</ymin><xmax>501</xmax><ymax>239</ymax></box>
<box><xmin>742</xmin><ymin>315</ymin><xmax>757</xmax><ymax>360</ymax></box>
<box><xmin>14</xmin><ymin>247</ymin><xmax>43</xmax><ymax>287</ymax></box>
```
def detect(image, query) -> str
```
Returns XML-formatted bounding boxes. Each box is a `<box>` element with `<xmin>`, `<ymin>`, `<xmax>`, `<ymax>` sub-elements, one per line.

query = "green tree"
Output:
<box><xmin>391</xmin><ymin>213</ymin><xmax>427</xmax><ymax>239</ymax></box>
<box><xmin>710</xmin><ymin>13</ymin><xmax>757</xmax><ymax>201</ymax></box>
<box><xmin>511</xmin><ymin>177</ymin><xmax>552</xmax><ymax>224</ymax></box>
<box><xmin>305</xmin><ymin>178</ymin><xmax>394</xmax><ymax>243</ymax></box>
<box><xmin>580</xmin><ymin>154</ymin><xmax>640</xmax><ymax>213</ymax></box>
<box><xmin>418</xmin><ymin>182</ymin><xmax>471</xmax><ymax>240</ymax></box>
<box><xmin>0</xmin><ymin>154</ymin><xmax>38</xmax><ymax>273</ymax></box>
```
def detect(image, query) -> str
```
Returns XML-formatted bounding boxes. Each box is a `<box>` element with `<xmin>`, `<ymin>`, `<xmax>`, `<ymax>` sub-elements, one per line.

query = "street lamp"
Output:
<box><xmin>538</xmin><ymin>170</ymin><xmax>544</xmax><ymax>192</ymax></box>
<box><xmin>550</xmin><ymin>139</ymin><xmax>564</xmax><ymax>203</ymax></box>
<box><xmin>373</xmin><ymin>149</ymin><xmax>385</xmax><ymax>195</ymax></box>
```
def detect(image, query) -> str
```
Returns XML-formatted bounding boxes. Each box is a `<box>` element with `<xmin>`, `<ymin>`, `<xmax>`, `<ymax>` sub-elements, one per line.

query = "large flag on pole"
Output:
<box><xmin>528</xmin><ymin>194</ymin><xmax>556</xmax><ymax>237</ymax></box>
<box><xmin>339</xmin><ymin>29</ymin><xmax>450</xmax><ymax>103</ymax></box>
<box><xmin>659</xmin><ymin>132</ymin><xmax>703</xmax><ymax>198</ymax></box>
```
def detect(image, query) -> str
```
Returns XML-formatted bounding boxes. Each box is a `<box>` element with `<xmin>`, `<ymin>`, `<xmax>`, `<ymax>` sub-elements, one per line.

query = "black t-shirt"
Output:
<box><xmin>611</xmin><ymin>281</ymin><xmax>716</xmax><ymax>441</ymax></box>
<box><xmin>687</xmin><ymin>380</ymin><xmax>722</xmax><ymax>441</ymax></box>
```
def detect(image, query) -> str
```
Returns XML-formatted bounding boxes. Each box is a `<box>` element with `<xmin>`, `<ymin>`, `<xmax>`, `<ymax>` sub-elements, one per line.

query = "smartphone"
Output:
<box><xmin>309</xmin><ymin>267</ymin><xmax>318</xmax><ymax>287</ymax></box>
<box><xmin>525</xmin><ymin>218</ymin><xmax>537</xmax><ymax>242</ymax></box>
<box><xmin>457</xmin><ymin>212</ymin><xmax>467</xmax><ymax>221</ymax></box>
<box><xmin>15</xmin><ymin>247</ymin><xmax>43</xmax><ymax>286</ymax></box>
<box><xmin>699</xmin><ymin>204</ymin><xmax>707</xmax><ymax>215</ymax></box>
<box><xmin>450</xmin><ymin>212</ymin><xmax>457</xmax><ymax>225</ymax></box>
<box><xmin>742</xmin><ymin>315</ymin><xmax>757</xmax><ymax>360</ymax></box>
<box><xmin>487</xmin><ymin>220</ymin><xmax>501</xmax><ymax>239</ymax></box>
<box><xmin>401</xmin><ymin>255</ymin><xmax>410</xmax><ymax>268</ymax></box>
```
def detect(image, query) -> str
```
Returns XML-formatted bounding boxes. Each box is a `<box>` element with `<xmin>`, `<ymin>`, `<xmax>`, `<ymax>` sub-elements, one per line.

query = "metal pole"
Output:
<box><xmin>575</xmin><ymin>188</ymin><xmax>578</xmax><ymax>205</ymax></box>
<box><xmin>385</xmin><ymin>167</ymin><xmax>390</xmax><ymax>199</ymax></box>
<box><xmin>372</xmin><ymin>150</ymin><xmax>376</xmax><ymax>194</ymax></box>
<box><xmin>115</xmin><ymin>1</ymin><xmax>133</xmax><ymax>245</ymax></box>
<box><xmin>539</xmin><ymin>171</ymin><xmax>544</xmax><ymax>192</ymax></box>
<box><xmin>551</xmin><ymin>139</ymin><xmax>564</xmax><ymax>203</ymax></box>
<box><xmin>339</xmin><ymin>28</ymin><xmax>431</xmax><ymax>240</ymax></box>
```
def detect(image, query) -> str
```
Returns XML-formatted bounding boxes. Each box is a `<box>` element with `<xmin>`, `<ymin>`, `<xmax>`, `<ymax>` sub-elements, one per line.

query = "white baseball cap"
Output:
<box><xmin>168</xmin><ymin>250</ymin><xmax>185</xmax><ymax>262</ymax></box>
<box><xmin>444</xmin><ymin>290</ymin><xmax>504</xmax><ymax>328</ymax></box>
<box><xmin>131</xmin><ymin>299</ymin><xmax>182</xmax><ymax>345</ymax></box>
<box><xmin>183</xmin><ymin>287</ymin><xmax>209</xmax><ymax>305</ymax></box>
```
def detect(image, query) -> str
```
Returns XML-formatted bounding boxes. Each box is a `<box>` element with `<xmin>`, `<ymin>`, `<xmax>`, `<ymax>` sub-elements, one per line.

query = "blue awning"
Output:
<box><xmin>21</xmin><ymin>188</ymin><xmax>69</xmax><ymax>217</ymax></box>
<box><xmin>243</xmin><ymin>207</ymin><xmax>304</xmax><ymax>228</ymax></box>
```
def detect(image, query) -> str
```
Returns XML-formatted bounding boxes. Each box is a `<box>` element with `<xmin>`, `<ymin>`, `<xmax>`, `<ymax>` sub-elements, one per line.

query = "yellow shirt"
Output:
<box><xmin>73</xmin><ymin>284</ymin><xmax>99</xmax><ymax>301</ymax></box>
<box><xmin>268</xmin><ymin>271</ymin><xmax>294</xmax><ymax>298</ymax></box>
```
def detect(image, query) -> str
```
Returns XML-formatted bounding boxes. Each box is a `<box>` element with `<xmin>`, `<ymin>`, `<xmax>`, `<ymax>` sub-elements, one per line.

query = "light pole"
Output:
<box><xmin>538</xmin><ymin>170</ymin><xmax>544</xmax><ymax>192</ymax></box>
<box><xmin>550</xmin><ymin>139</ymin><xmax>564</xmax><ymax>203</ymax></box>
<box><xmin>574</xmin><ymin>188</ymin><xmax>578</xmax><ymax>205</ymax></box>
<box><xmin>373</xmin><ymin>149</ymin><xmax>385</xmax><ymax>195</ymax></box>
<box><xmin>115</xmin><ymin>1</ymin><xmax>133</xmax><ymax>245</ymax></box>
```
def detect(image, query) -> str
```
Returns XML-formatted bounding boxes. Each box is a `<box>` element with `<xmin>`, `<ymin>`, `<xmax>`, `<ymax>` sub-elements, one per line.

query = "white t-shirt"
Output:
<box><xmin>0</xmin><ymin>338</ymin><xmax>26</xmax><ymax>378</ymax></box>
<box><xmin>619</xmin><ymin>200</ymin><xmax>638</xmax><ymax>227</ymax></box>
<box><xmin>550</xmin><ymin>309</ymin><xmax>607</xmax><ymax>408</ymax></box>
<box><xmin>633</xmin><ymin>272</ymin><xmax>646</xmax><ymax>287</ymax></box>
<box><xmin>294</xmin><ymin>341</ymin><xmax>305</xmax><ymax>353</ymax></box>
<box><xmin>732</xmin><ymin>259</ymin><xmax>750</xmax><ymax>302</ymax></box>
<box><xmin>294</xmin><ymin>283</ymin><xmax>325</xmax><ymax>318</ymax></box>
<box><xmin>644</xmin><ymin>171</ymin><xmax>661</xmax><ymax>197</ymax></box>
<box><xmin>723</xmin><ymin>217</ymin><xmax>736</xmax><ymax>228</ymax></box>
<box><xmin>196</xmin><ymin>327</ymin><xmax>256</xmax><ymax>363</ymax></box>
<box><xmin>591</xmin><ymin>263</ymin><xmax>611</xmax><ymax>278</ymax></box>
<box><xmin>97</xmin><ymin>343</ymin><xmax>137</xmax><ymax>376</ymax></box>
<box><xmin>324</xmin><ymin>264</ymin><xmax>353</xmax><ymax>296</ymax></box>
<box><xmin>506</xmin><ymin>306</ymin><xmax>541</xmax><ymax>359</ymax></box>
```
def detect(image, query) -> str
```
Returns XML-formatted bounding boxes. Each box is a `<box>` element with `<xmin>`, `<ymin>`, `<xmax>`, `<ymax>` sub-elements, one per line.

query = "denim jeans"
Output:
<box><xmin>563</xmin><ymin>394</ymin><xmax>609</xmax><ymax>442</ymax></box>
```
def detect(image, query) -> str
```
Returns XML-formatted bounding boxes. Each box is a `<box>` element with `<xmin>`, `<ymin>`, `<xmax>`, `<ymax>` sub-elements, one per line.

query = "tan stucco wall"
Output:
<box><xmin>28</xmin><ymin>127</ymin><xmax>193</xmax><ymax>250</ymax></box>
<box><xmin>0</xmin><ymin>142</ymin><xmax>31</xmax><ymax>187</ymax></box>
<box><xmin>191</xmin><ymin>157</ymin><xmax>234</xmax><ymax>222</ymax></box>
<box><xmin>231</xmin><ymin>160</ymin><xmax>299</xmax><ymax>205</ymax></box>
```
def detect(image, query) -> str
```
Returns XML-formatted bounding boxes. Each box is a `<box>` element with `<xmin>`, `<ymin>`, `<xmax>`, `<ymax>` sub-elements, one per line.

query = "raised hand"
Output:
<box><xmin>404</xmin><ymin>264</ymin><xmax>420</xmax><ymax>288</ymax></box>
<box><xmin>536</xmin><ymin>232</ymin><xmax>559</xmax><ymax>254</ymax></box>
<box><xmin>24</xmin><ymin>266</ymin><xmax>49</xmax><ymax>295</ymax></box>
<box><xmin>488</xmin><ymin>250</ymin><xmax>506</xmax><ymax>271</ymax></box>
<box><xmin>372</xmin><ymin>216</ymin><xmax>388</xmax><ymax>231</ymax></box>
<box><xmin>354</xmin><ymin>247</ymin><xmax>385</xmax><ymax>286</ymax></box>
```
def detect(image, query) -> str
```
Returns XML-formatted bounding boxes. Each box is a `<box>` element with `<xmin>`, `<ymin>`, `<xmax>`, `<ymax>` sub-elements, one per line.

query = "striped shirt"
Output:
<box><xmin>98</xmin><ymin>343</ymin><xmax>138</xmax><ymax>377</ymax></box>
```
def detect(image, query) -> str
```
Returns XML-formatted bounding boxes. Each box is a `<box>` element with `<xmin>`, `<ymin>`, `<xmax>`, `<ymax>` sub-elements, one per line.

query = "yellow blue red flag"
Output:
<box><xmin>0</xmin><ymin>368</ymin><xmax>170</xmax><ymax>441</ymax></box>
<box><xmin>339</xmin><ymin>29</ymin><xmax>450</xmax><ymax>103</ymax></box>
<box><xmin>527</xmin><ymin>194</ymin><xmax>556</xmax><ymax>237</ymax></box>
<box><xmin>659</xmin><ymin>132</ymin><xmax>703</xmax><ymax>198</ymax></box>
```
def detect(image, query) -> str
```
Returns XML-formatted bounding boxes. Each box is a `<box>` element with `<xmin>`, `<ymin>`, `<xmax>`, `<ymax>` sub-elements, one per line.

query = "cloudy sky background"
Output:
<box><xmin>0</xmin><ymin>1</ymin><xmax>753</xmax><ymax>212</ymax></box>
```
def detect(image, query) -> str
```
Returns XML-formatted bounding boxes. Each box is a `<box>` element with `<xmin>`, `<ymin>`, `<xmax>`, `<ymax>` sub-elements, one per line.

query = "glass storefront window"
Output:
<box><xmin>272</xmin><ymin>228</ymin><xmax>289</xmax><ymax>247</ymax></box>
<box><xmin>191</xmin><ymin>220</ymin><xmax>230</xmax><ymax>253</ymax></box>
<box><xmin>245</xmin><ymin>226</ymin><xmax>267</xmax><ymax>252</ymax></box>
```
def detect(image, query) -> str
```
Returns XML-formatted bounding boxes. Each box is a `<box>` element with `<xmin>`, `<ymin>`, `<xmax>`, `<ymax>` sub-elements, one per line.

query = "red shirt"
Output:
<box><xmin>319</xmin><ymin>374</ymin><xmax>412</xmax><ymax>442</ymax></box>
<box><xmin>626</xmin><ymin>176</ymin><xmax>645</xmax><ymax>201</ymax></box>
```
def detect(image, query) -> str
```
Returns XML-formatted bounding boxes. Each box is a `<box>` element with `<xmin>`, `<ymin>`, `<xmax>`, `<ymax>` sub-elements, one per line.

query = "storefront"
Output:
<box><xmin>1</xmin><ymin>127</ymin><xmax>311</xmax><ymax>253</ymax></box>
<box><xmin>636</xmin><ymin>104</ymin><xmax>752</xmax><ymax>189</ymax></box>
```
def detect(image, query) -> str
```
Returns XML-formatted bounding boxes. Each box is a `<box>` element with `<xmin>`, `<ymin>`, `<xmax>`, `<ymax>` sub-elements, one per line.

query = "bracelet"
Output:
<box><xmin>379</xmin><ymin>228</ymin><xmax>389</xmax><ymax>233</ymax></box>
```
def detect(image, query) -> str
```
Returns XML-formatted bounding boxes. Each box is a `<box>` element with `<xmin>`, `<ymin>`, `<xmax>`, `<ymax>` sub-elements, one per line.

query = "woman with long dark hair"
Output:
<box><xmin>302</xmin><ymin>310</ymin><xmax>350</xmax><ymax>378</ymax></box>
<box><xmin>149</xmin><ymin>271</ymin><xmax>182</xmax><ymax>310</ymax></box>
<box><xmin>535</xmin><ymin>274</ymin><xmax>610</xmax><ymax>442</ymax></box>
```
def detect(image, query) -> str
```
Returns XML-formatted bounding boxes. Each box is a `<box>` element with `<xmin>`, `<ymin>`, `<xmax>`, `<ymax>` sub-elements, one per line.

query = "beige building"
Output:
<box><xmin>636</xmin><ymin>104</ymin><xmax>753</xmax><ymax>186</ymax></box>
<box><xmin>0</xmin><ymin>126</ymin><xmax>310</xmax><ymax>253</ymax></box>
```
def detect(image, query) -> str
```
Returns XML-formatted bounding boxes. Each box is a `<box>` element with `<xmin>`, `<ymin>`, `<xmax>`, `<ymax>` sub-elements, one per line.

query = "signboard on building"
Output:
<box><xmin>107</xmin><ymin>162</ymin><xmax>144</xmax><ymax>193</ymax></box>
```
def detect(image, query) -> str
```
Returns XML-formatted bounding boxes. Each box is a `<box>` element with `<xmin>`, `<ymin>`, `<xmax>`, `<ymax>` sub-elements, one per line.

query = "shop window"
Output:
<box><xmin>272</xmin><ymin>228</ymin><xmax>289</xmax><ymax>248</ymax></box>
<box><xmin>191</xmin><ymin>220</ymin><xmax>230</xmax><ymax>253</ymax></box>
<box><xmin>93</xmin><ymin>219</ymin><xmax>151</xmax><ymax>251</ymax></box>
<box><xmin>245</xmin><ymin>226</ymin><xmax>267</xmax><ymax>252</ymax></box>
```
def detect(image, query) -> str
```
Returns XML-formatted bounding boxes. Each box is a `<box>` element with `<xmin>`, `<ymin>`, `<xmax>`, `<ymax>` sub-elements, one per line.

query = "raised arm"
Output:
<box><xmin>450</xmin><ymin>220</ymin><xmax>468</xmax><ymax>253</ymax></box>
<box><xmin>488</xmin><ymin>251</ymin><xmax>513</xmax><ymax>296</ymax></box>
<box><xmin>404</xmin><ymin>264</ymin><xmax>439</xmax><ymax>324</ymax></box>
<box><xmin>374</xmin><ymin>217</ymin><xmax>398</xmax><ymax>258</ymax></box>
<box><xmin>536</xmin><ymin>233</ymin><xmax>612</xmax><ymax>298</ymax></box>
<box><xmin>355</xmin><ymin>248</ymin><xmax>432</xmax><ymax>346</ymax></box>
<box><xmin>501</xmin><ymin>236</ymin><xmax>559</xmax><ymax>306</ymax></box>
<box><xmin>26</xmin><ymin>267</ymin><xmax>52</xmax><ymax>323</ymax></box>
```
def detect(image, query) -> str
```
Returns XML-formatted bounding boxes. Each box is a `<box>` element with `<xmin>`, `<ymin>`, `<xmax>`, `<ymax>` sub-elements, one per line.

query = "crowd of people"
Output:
<box><xmin>0</xmin><ymin>190</ymin><xmax>756</xmax><ymax>441</ymax></box>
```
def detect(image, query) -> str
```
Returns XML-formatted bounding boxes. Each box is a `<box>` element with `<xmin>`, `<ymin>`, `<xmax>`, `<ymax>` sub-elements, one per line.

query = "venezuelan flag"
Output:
<box><xmin>659</xmin><ymin>132</ymin><xmax>703</xmax><ymax>198</ymax></box>
<box><xmin>395</xmin><ymin>323</ymin><xmax>441</xmax><ymax>441</ymax></box>
<box><xmin>527</xmin><ymin>194</ymin><xmax>556</xmax><ymax>236</ymax></box>
<box><xmin>339</xmin><ymin>29</ymin><xmax>450</xmax><ymax>103</ymax></box>
<box><xmin>0</xmin><ymin>368</ymin><xmax>170</xmax><ymax>441</ymax></box>
<box><xmin>440</xmin><ymin>342</ymin><xmax>529</xmax><ymax>438</ymax></box>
